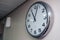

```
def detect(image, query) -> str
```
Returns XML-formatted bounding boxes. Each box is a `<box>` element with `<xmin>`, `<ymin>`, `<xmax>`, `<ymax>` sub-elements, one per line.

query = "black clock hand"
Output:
<box><xmin>31</xmin><ymin>10</ymin><xmax>36</xmax><ymax>22</ymax></box>
<box><xmin>35</xmin><ymin>6</ymin><xmax>38</xmax><ymax>18</ymax></box>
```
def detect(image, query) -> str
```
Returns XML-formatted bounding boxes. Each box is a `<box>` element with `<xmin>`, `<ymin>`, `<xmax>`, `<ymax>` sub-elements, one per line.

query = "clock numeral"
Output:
<box><xmin>34</xmin><ymin>30</ymin><xmax>36</xmax><ymax>34</ymax></box>
<box><xmin>31</xmin><ymin>28</ymin><xmax>32</xmax><ymax>31</ymax></box>
<box><xmin>44</xmin><ymin>16</ymin><xmax>47</xmax><ymax>20</ymax></box>
<box><xmin>42</xmin><ymin>8</ymin><xmax>45</xmax><ymax>13</ymax></box>
<box><xmin>34</xmin><ymin>5</ymin><xmax>38</xmax><ymax>10</ymax></box>
<box><xmin>42</xmin><ymin>23</ymin><xmax>45</xmax><ymax>26</ymax></box>
<box><xmin>31</xmin><ymin>28</ymin><xmax>33</xmax><ymax>32</ymax></box>
<box><xmin>44</xmin><ymin>16</ymin><xmax>48</xmax><ymax>24</ymax></box>
<box><xmin>34</xmin><ymin>4</ymin><xmax>40</xmax><ymax>10</ymax></box>
<box><xmin>34</xmin><ymin>6</ymin><xmax>37</xmax><ymax>9</ymax></box>
<box><xmin>27</xmin><ymin>19</ymin><xmax>29</xmax><ymax>22</ymax></box>
<box><xmin>28</xmin><ymin>25</ymin><xmax>30</xmax><ymax>28</ymax></box>
<box><xmin>38</xmin><ymin>28</ymin><xmax>41</xmax><ymax>32</ymax></box>
<box><xmin>28</xmin><ymin>14</ymin><xmax>31</xmax><ymax>17</ymax></box>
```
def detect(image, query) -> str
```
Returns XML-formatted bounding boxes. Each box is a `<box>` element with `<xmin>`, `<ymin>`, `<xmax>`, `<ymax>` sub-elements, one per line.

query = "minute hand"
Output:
<box><xmin>35</xmin><ymin>7</ymin><xmax>38</xmax><ymax>18</ymax></box>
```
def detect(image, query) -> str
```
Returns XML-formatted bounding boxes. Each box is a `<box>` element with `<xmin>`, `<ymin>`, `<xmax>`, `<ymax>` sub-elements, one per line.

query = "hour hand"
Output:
<box><xmin>31</xmin><ymin>10</ymin><xmax>36</xmax><ymax>22</ymax></box>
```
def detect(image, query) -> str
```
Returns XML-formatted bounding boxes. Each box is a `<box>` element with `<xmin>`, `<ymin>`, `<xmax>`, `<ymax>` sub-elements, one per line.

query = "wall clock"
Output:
<box><xmin>25</xmin><ymin>1</ymin><xmax>54</xmax><ymax>38</ymax></box>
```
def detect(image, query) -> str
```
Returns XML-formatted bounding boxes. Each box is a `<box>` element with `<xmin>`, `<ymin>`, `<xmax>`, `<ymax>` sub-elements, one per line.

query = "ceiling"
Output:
<box><xmin>0</xmin><ymin>0</ymin><xmax>26</xmax><ymax>19</ymax></box>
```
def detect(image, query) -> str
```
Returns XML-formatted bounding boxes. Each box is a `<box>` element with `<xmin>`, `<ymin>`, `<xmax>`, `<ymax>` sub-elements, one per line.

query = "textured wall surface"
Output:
<box><xmin>3</xmin><ymin>0</ymin><xmax>60</xmax><ymax>40</ymax></box>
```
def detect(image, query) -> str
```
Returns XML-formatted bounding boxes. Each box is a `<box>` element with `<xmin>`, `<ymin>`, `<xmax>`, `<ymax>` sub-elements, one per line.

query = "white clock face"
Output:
<box><xmin>25</xmin><ymin>2</ymin><xmax>49</xmax><ymax>37</ymax></box>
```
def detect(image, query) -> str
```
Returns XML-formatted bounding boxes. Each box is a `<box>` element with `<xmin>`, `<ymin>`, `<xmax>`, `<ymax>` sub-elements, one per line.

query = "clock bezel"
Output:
<box><xmin>25</xmin><ymin>1</ymin><xmax>54</xmax><ymax>38</ymax></box>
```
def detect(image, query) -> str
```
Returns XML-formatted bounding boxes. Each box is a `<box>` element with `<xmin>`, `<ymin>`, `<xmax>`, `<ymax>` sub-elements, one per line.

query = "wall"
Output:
<box><xmin>3</xmin><ymin>0</ymin><xmax>60</xmax><ymax>40</ymax></box>
<box><xmin>0</xmin><ymin>0</ymin><xmax>26</xmax><ymax>19</ymax></box>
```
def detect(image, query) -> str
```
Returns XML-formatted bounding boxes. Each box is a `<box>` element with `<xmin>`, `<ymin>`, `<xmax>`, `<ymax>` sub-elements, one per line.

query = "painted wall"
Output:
<box><xmin>3</xmin><ymin>0</ymin><xmax>60</xmax><ymax>40</ymax></box>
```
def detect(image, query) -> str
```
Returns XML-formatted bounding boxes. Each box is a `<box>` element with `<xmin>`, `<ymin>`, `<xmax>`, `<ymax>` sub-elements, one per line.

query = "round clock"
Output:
<box><xmin>25</xmin><ymin>1</ymin><xmax>54</xmax><ymax>38</ymax></box>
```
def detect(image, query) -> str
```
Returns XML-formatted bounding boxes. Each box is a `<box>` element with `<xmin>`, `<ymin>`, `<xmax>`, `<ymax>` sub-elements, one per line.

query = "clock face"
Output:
<box><xmin>25</xmin><ymin>2</ymin><xmax>53</xmax><ymax>38</ymax></box>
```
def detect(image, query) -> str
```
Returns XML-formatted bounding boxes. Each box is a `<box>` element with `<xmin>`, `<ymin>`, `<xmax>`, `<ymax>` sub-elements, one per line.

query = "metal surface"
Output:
<box><xmin>40</xmin><ymin>1</ymin><xmax>54</xmax><ymax>39</ymax></box>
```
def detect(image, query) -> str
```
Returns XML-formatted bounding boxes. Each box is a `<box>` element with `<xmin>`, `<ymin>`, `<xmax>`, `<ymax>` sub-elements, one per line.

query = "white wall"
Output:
<box><xmin>3</xmin><ymin>0</ymin><xmax>60</xmax><ymax>40</ymax></box>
